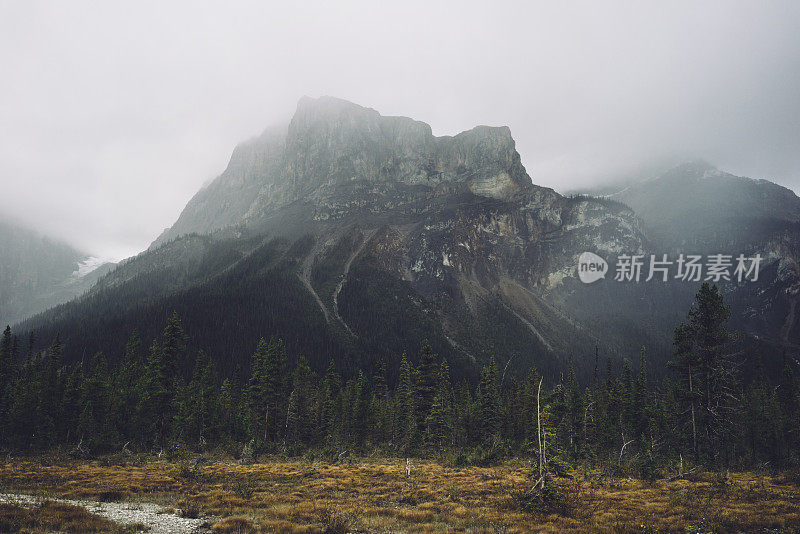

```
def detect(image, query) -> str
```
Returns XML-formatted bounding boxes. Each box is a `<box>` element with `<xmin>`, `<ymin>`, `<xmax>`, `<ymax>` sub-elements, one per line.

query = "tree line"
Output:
<box><xmin>0</xmin><ymin>283</ymin><xmax>797</xmax><ymax>471</ymax></box>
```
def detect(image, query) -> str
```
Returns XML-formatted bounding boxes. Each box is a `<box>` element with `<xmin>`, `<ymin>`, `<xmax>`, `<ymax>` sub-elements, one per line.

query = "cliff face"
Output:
<box><xmin>23</xmin><ymin>98</ymin><xmax>798</xmax><ymax>379</ymax></box>
<box><xmin>155</xmin><ymin>97</ymin><xmax>537</xmax><ymax>244</ymax></box>
<box><xmin>140</xmin><ymin>97</ymin><xmax>654</xmax><ymax>376</ymax></box>
<box><xmin>155</xmin><ymin>96</ymin><xmax>645</xmax><ymax>300</ymax></box>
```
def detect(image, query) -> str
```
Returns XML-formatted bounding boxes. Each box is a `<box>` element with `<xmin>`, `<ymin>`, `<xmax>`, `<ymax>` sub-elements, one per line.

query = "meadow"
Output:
<box><xmin>0</xmin><ymin>455</ymin><xmax>799</xmax><ymax>533</ymax></box>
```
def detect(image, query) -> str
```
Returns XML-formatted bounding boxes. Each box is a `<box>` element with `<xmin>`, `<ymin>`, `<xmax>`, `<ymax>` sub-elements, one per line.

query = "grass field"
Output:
<box><xmin>0</xmin><ymin>456</ymin><xmax>798</xmax><ymax>533</ymax></box>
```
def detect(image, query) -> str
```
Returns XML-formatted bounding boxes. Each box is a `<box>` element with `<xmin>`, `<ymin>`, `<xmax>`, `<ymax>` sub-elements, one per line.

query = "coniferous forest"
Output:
<box><xmin>5</xmin><ymin>3</ymin><xmax>800</xmax><ymax>531</ymax></box>
<box><xmin>2</xmin><ymin>283</ymin><xmax>797</xmax><ymax>474</ymax></box>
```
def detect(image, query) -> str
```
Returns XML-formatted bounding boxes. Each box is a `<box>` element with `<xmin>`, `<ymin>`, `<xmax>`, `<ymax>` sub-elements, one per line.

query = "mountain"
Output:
<box><xmin>0</xmin><ymin>219</ymin><xmax>113</xmax><ymax>328</ymax></box>
<box><xmin>607</xmin><ymin>161</ymin><xmax>800</xmax><ymax>355</ymax></box>
<box><xmin>152</xmin><ymin>96</ymin><xmax>539</xmax><ymax>246</ymax></box>
<box><xmin>19</xmin><ymin>97</ymin><xmax>656</xmax><ymax>381</ymax></box>
<box><xmin>17</xmin><ymin>98</ymin><xmax>798</xmax><ymax>383</ymax></box>
<box><xmin>609</xmin><ymin>161</ymin><xmax>800</xmax><ymax>250</ymax></box>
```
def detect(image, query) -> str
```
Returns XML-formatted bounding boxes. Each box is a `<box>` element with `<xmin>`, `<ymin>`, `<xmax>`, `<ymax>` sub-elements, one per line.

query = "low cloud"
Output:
<box><xmin>1</xmin><ymin>1</ymin><xmax>798</xmax><ymax>259</ymax></box>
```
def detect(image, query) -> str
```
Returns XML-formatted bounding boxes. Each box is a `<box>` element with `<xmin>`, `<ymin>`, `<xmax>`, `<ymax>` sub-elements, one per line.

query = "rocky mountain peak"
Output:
<box><xmin>155</xmin><ymin>97</ymin><xmax>538</xmax><ymax>246</ymax></box>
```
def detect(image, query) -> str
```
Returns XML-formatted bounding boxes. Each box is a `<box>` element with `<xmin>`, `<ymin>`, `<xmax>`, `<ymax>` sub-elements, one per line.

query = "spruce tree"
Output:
<box><xmin>319</xmin><ymin>358</ymin><xmax>342</xmax><ymax>442</ymax></box>
<box><xmin>416</xmin><ymin>340</ymin><xmax>439</xmax><ymax>432</ymax></box>
<box><xmin>160</xmin><ymin>311</ymin><xmax>188</xmax><ymax>386</ymax></box>
<box><xmin>0</xmin><ymin>326</ymin><xmax>13</xmax><ymax>441</ymax></box>
<box><xmin>110</xmin><ymin>331</ymin><xmax>143</xmax><ymax>444</ymax></box>
<box><xmin>350</xmin><ymin>370</ymin><xmax>372</xmax><ymax>447</ymax></box>
<box><xmin>395</xmin><ymin>353</ymin><xmax>417</xmax><ymax>448</ymax></box>
<box><xmin>61</xmin><ymin>363</ymin><xmax>83</xmax><ymax>444</ymax></box>
<box><xmin>286</xmin><ymin>356</ymin><xmax>317</xmax><ymax>445</ymax></box>
<box><xmin>477</xmin><ymin>358</ymin><xmax>501</xmax><ymax>444</ymax></box>
<box><xmin>372</xmin><ymin>358</ymin><xmax>392</xmax><ymax>443</ymax></box>
<box><xmin>425</xmin><ymin>359</ymin><xmax>453</xmax><ymax>447</ymax></box>
<box><xmin>246</xmin><ymin>337</ymin><xmax>287</xmax><ymax>442</ymax></box>
<box><xmin>179</xmin><ymin>350</ymin><xmax>218</xmax><ymax>446</ymax></box>
<box><xmin>138</xmin><ymin>339</ymin><xmax>171</xmax><ymax>447</ymax></box>
<box><xmin>672</xmin><ymin>283</ymin><xmax>740</xmax><ymax>464</ymax></box>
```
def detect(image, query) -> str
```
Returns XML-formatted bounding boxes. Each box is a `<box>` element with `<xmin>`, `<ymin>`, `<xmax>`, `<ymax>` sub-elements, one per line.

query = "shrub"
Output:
<box><xmin>320</xmin><ymin>506</ymin><xmax>356</xmax><ymax>534</ymax></box>
<box><xmin>512</xmin><ymin>476</ymin><xmax>581</xmax><ymax>517</ymax></box>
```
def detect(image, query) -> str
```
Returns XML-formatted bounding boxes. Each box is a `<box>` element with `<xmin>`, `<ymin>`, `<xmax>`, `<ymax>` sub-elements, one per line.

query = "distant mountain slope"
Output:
<box><xmin>609</xmin><ymin>161</ymin><xmax>800</xmax><ymax>251</ymax></box>
<box><xmin>604</xmin><ymin>161</ymin><xmax>800</xmax><ymax>353</ymax></box>
<box><xmin>19</xmin><ymin>100</ymin><xmax>799</xmax><ymax>383</ymax></box>
<box><xmin>23</xmin><ymin>98</ymin><xmax>657</xmax><ymax>382</ymax></box>
<box><xmin>0</xmin><ymin>219</ymin><xmax>112</xmax><ymax>327</ymax></box>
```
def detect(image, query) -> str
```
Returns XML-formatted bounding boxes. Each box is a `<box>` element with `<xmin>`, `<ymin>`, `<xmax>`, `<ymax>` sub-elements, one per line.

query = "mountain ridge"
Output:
<box><xmin>17</xmin><ymin>98</ymin><xmax>800</xmax><ymax>384</ymax></box>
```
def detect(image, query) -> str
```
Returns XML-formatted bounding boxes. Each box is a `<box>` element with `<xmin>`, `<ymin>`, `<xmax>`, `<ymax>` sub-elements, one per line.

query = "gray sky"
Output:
<box><xmin>2</xmin><ymin>1</ymin><xmax>799</xmax><ymax>260</ymax></box>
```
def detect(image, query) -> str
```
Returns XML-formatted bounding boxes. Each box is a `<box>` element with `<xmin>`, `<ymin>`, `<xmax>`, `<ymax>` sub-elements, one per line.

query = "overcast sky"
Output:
<box><xmin>1</xmin><ymin>1</ymin><xmax>799</xmax><ymax>260</ymax></box>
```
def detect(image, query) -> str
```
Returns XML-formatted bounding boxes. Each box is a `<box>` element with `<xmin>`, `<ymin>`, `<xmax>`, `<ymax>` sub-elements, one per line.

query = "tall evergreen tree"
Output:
<box><xmin>286</xmin><ymin>356</ymin><xmax>317</xmax><ymax>444</ymax></box>
<box><xmin>246</xmin><ymin>337</ymin><xmax>287</xmax><ymax>442</ymax></box>
<box><xmin>477</xmin><ymin>358</ymin><xmax>501</xmax><ymax>444</ymax></box>
<box><xmin>416</xmin><ymin>340</ymin><xmax>439</xmax><ymax>432</ymax></box>
<box><xmin>138</xmin><ymin>339</ymin><xmax>171</xmax><ymax>447</ymax></box>
<box><xmin>395</xmin><ymin>353</ymin><xmax>417</xmax><ymax>448</ymax></box>
<box><xmin>425</xmin><ymin>359</ymin><xmax>453</xmax><ymax>447</ymax></box>
<box><xmin>319</xmin><ymin>358</ymin><xmax>342</xmax><ymax>442</ymax></box>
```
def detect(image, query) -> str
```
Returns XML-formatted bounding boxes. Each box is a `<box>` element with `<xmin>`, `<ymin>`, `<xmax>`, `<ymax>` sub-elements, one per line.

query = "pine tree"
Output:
<box><xmin>452</xmin><ymin>380</ymin><xmax>475</xmax><ymax>445</ymax></box>
<box><xmin>563</xmin><ymin>359</ymin><xmax>583</xmax><ymax>455</ymax></box>
<box><xmin>138</xmin><ymin>339</ymin><xmax>172</xmax><ymax>447</ymax></box>
<box><xmin>60</xmin><ymin>363</ymin><xmax>84</xmax><ymax>444</ymax></box>
<box><xmin>777</xmin><ymin>361</ymin><xmax>799</xmax><ymax>465</ymax></box>
<box><xmin>0</xmin><ymin>326</ymin><xmax>12</xmax><ymax>376</ymax></box>
<box><xmin>671</xmin><ymin>283</ymin><xmax>740</xmax><ymax>465</ymax></box>
<box><xmin>372</xmin><ymin>358</ymin><xmax>392</xmax><ymax>443</ymax></box>
<box><xmin>743</xmin><ymin>361</ymin><xmax>783</xmax><ymax>465</ymax></box>
<box><xmin>350</xmin><ymin>371</ymin><xmax>372</xmax><ymax>447</ymax></box>
<box><xmin>26</xmin><ymin>330</ymin><xmax>36</xmax><ymax>359</ymax></box>
<box><xmin>178</xmin><ymin>350</ymin><xmax>219</xmax><ymax>446</ymax></box>
<box><xmin>416</xmin><ymin>340</ymin><xmax>439</xmax><ymax>432</ymax></box>
<box><xmin>78</xmin><ymin>353</ymin><xmax>116</xmax><ymax>450</ymax></box>
<box><xmin>246</xmin><ymin>337</ymin><xmax>287</xmax><ymax>442</ymax></box>
<box><xmin>160</xmin><ymin>311</ymin><xmax>188</xmax><ymax>387</ymax></box>
<box><xmin>246</xmin><ymin>338</ymin><xmax>269</xmax><ymax>441</ymax></box>
<box><xmin>425</xmin><ymin>359</ymin><xmax>453</xmax><ymax>447</ymax></box>
<box><xmin>0</xmin><ymin>326</ymin><xmax>13</xmax><ymax>441</ymax></box>
<box><xmin>633</xmin><ymin>347</ymin><xmax>650</xmax><ymax>446</ymax></box>
<box><xmin>395</xmin><ymin>353</ymin><xmax>416</xmax><ymax>446</ymax></box>
<box><xmin>110</xmin><ymin>331</ymin><xmax>143</xmax><ymax>444</ymax></box>
<box><xmin>286</xmin><ymin>356</ymin><xmax>317</xmax><ymax>445</ymax></box>
<box><xmin>477</xmin><ymin>358</ymin><xmax>501</xmax><ymax>444</ymax></box>
<box><xmin>670</xmin><ymin>321</ymin><xmax>699</xmax><ymax>459</ymax></box>
<box><xmin>39</xmin><ymin>336</ymin><xmax>63</xmax><ymax>447</ymax></box>
<box><xmin>319</xmin><ymin>359</ymin><xmax>342</xmax><ymax>442</ymax></box>
<box><xmin>217</xmin><ymin>378</ymin><xmax>238</xmax><ymax>439</ymax></box>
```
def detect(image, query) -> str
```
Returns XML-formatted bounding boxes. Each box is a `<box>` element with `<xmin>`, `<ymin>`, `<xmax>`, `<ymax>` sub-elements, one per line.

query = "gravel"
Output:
<box><xmin>0</xmin><ymin>492</ymin><xmax>210</xmax><ymax>533</ymax></box>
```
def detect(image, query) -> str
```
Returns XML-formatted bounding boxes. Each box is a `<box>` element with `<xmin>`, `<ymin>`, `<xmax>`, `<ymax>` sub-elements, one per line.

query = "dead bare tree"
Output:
<box><xmin>535</xmin><ymin>376</ymin><xmax>547</xmax><ymax>489</ymax></box>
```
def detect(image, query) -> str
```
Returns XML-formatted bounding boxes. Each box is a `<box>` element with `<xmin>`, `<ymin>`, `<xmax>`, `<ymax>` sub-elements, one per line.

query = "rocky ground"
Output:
<box><xmin>0</xmin><ymin>492</ymin><xmax>209</xmax><ymax>533</ymax></box>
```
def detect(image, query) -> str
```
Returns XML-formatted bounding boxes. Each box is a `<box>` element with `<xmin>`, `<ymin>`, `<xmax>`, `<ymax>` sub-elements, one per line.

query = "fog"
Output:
<box><xmin>1</xmin><ymin>1</ymin><xmax>799</xmax><ymax>260</ymax></box>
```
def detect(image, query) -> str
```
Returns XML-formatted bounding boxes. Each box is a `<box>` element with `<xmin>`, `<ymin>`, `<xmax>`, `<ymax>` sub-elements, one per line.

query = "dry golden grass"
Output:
<box><xmin>0</xmin><ymin>499</ymin><xmax>139</xmax><ymax>533</ymax></box>
<box><xmin>0</xmin><ymin>458</ymin><xmax>798</xmax><ymax>533</ymax></box>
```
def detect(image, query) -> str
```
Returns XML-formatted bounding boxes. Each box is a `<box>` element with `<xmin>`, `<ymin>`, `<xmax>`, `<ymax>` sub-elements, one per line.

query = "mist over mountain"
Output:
<box><xmin>0</xmin><ymin>219</ymin><xmax>113</xmax><ymax>328</ymax></box>
<box><xmin>16</xmin><ymin>97</ymin><xmax>798</xmax><ymax>385</ymax></box>
<box><xmin>2</xmin><ymin>5</ymin><xmax>800</xmax><ymax>525</ymax></box>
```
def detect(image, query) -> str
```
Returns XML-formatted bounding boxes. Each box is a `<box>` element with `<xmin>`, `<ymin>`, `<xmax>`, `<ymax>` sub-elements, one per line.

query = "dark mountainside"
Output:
<box><xmin>607</xmin><ymin>161</ymin><xmax>800</xmax><ymax>357</ymax></box>
<box><xmin>16</xmin><ymin>98</ymin><xmax>800</xmax><ymax>383</ymax></box>
<box><xmin>0</xmin><ymin>219</ymin><xmax>112</xmax><ymax>328</ymax></box>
